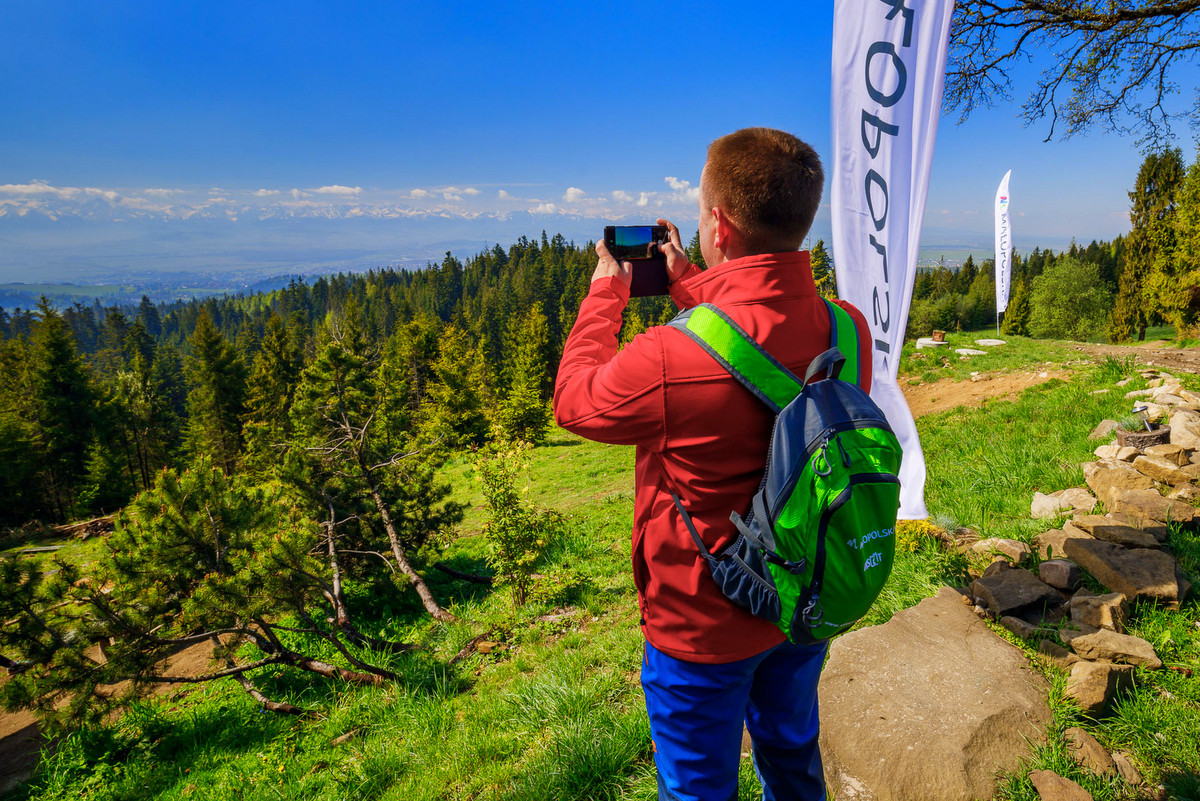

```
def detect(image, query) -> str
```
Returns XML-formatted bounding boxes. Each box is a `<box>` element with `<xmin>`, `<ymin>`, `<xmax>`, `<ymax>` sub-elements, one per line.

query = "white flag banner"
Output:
<box><xmin>830</xmin><ymin>0</ymin><xmax>953</xmax><ymax>520</ymax></box>
<box><xmin>995</xmin><ymin>170</ymin><xmax>1013</xmax><ymax>314</ymax></box>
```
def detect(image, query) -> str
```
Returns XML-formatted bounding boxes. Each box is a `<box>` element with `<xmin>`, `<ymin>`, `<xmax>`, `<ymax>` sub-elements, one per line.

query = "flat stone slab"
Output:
<box><xmin>1062</xmin><ymin>538</ymin><xmax>1185</xmax><ymax>605</ymax></box>
<box><xmin>820</xmin><ymin>587</ymin><xmax>1050</xmax><ymax>801</ymax></box>
<box><xmin>915</xmin><ymin>337</ymin><xmax>949</xmax><ymax>349</ymax></box>
<box><xmin>1030</xmin><ymin>770</ymin><xmax>1094</xmax><ymax>801</ymax></box>
<box><xmin>975</xmin><ymin>339</ymin><xmax>1007</xmax><ymax>346</ymax></box>
<box><xmin>956</xmin><ymin>348</ymin><xmax>988</xmax><ymax>356</ymax></box>
<box><xmin>1108</xmin><ymin>488</ymin><xmax>1197</xmax><ymax>527</ymax></box>
<box><xmin>1064</xmin><ymin>516</ymin><xmax>1159</xmax><ymax>549</ymax></box>
<box><xmin>1069</xmin><ymin>629</ymin><xmax>1163</xmax><ymax>669</ymax></box>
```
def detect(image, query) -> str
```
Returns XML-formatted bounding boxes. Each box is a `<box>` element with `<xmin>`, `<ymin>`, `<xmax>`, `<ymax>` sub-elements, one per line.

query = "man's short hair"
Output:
<box><xmin>705</xmin><ymin>128</ymin><xmax>824</xmax><ymax>253</ymax></box>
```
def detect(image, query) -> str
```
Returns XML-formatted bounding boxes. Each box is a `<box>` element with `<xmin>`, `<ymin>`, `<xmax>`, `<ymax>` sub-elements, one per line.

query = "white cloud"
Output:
<box><xmin>498</xmin><ymin>189</ymin><xmax>510</xmax><ymax>199</ymax></box>
<box><xmin>612</xmin><ymin>190</ymin><xmax>633</xmax><ymax>203</ymax></box>
<box><xmin>564</xmin><ymin>187</ymin><xmax>586</xmax><ymax>202</ymax></box>
<box><xmin>531</xmin><ymin>202</ymin><xmax>558</xmax><ymax>214</ymax></box>
<box><xmin>312</xmin><ymin>184</ymin><xmax>362</xmax><ymax>195</ymax></box>
<box><xmin>443</xmin><ymin>192</ymin><xmax>463</xmax><ymax>202</ymax></box>
<box><xmin>253</xmin><ymin>188</ymin><xmax>280</xmax><ymax>197</ymax></box>
<box><xmin>637</xmin><ymin>193</ymin><xmax>649</xmax><ymax>207</ymax></box>
<box><xmin>665</xmin><ymin>177</ymin><xmax>690</xmax><ymax>191</ymax></box>
<box><xmin>463</xmin><ymin>187</ymin><xmax>481</xmax><ymax>196</ymax></box>
<box><xmin>290</xmin><ymin>188</ymin><xmax>306</xmax><ymax>200</ymax></box>
<box><xmin>142</xmin><ymin>188</ymin><xmax>182</xmax><ymax>197</ymax></box>
<box><xmin>410</xmin><ymin>188</ymin><xmax>431</xmax><ymax>198</ymax></box>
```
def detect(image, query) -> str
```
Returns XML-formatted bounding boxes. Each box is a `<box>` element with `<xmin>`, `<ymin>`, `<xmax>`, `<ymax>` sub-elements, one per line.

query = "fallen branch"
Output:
<box><xmin>434</xmin><ymin>562</ymin><xmax>493</xmax><ymax>586</ymax></box>
<box><xmin>449</xmin><ymin>628</ymin><xmax>499</xmax><ymax>666</ymax></box>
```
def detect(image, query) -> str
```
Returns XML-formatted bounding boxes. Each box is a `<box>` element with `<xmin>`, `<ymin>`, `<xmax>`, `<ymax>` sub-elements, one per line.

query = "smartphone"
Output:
<box><xmin>604</xmin><ymin>225</ymin><xmax>669</xmax><ymax>296</ymax></box>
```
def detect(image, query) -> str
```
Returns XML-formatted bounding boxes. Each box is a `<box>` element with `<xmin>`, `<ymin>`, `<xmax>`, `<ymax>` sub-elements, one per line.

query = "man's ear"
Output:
<box><xmin>712</xmin><ymin>207</ymin><xmax>736</xmax><ymax>252</ymax></box>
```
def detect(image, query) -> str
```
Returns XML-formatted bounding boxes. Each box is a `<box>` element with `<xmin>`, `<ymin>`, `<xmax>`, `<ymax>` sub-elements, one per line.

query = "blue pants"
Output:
<box><xmin>641</xmin><ymin>639</ymin><xmax>827</xmax><ymax>801</ymax></box>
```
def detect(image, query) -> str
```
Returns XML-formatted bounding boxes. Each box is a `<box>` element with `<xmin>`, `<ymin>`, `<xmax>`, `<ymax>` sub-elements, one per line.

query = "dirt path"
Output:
<box><xmin>0</xmin><ymin>641</ymin><xmax>216</xmax><ymax>793</ymax></box>
<box><xmin>1071</xmin><ymin>341</ymin><xmax>1200</xmax><ymax>375</ymax></box>
<box><xmin>903</xmin><ymin>368</ymin><xmax>1071</xmax><ymax>417</ymax></box>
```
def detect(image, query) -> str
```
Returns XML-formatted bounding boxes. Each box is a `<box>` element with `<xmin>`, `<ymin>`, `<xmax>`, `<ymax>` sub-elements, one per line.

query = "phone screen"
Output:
<box><xmin>606</xmin><ymin>225</ymin><xmax>665</xmax><ymax>261</ymax></box>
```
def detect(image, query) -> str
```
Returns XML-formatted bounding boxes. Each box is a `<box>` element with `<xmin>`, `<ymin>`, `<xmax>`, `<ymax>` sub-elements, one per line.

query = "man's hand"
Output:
<box><xmin>592</xmin><ymin>241</ymin><xmax>632</xmax><ymax>286</ymax></box>
<box><xmin>656</xmin><ymin>219</ymin><xmax>691</xmax><ymax>283</ymax></box>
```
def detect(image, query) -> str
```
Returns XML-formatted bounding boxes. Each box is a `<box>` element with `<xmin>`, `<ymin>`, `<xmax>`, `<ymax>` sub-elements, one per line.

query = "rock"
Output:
<box><xmin>1039</xmin><ymin>559</ymin><xmax>1083</xmax><ymax>590</ymax></box>
<box><xmin>1167</xmin><ymin>484</ymin><xmax>1200</xmax><ymax>504</ymax></box>
<box><xmin>972</xmin><ymin>537</ymin><xmax>1032</xmax><ymax>564</ymax></box>
<box><xmin>1029</xmin><ymin>769</ymin><xmax>1094</xmax><ymax>801</ymax></box>
<box><xmin>1069</xmin><ymin>629</ymin><xmax>1163</xmax><ymax>669</ymax></box>
<box><xmin>1064</xmin><ymin>517</ymin><xmax>1159</xmax><ymax>549</ymax></box>
<box><xmin>1107</xmin><ymin>488</ymin><xmax>1197</xmax><ymax>527</ymax></box>
<box><xmin>1089</xmin><ymin>420</ymin><xmax>1119</xmax><ymax>440</ymax></box>
<box><xmin>1093</xmin><ymin>444</ymin><xmax>1119</xmax><ymax>460</ymax></box>
<box><xmin>1177</xmin><ymin>565</ymin><xmax>1193</xmax><ymax>603</ymax></box>
<box><xmin>1035</xmin><ymin>528</ymin><xmax>1091</xmax><ymax>561</ymax></box>
<box><xmin>982</xmin><ymin>559</ymin><xmax>1013</xmax><ymax>578</ymax></box>
<box><xmin>1001</xmin><ymin>615</ymin><xmax>1040</xmax><ymax>640</ymax></box>
<box><xmin>1068</xmin><ymin>592</ymin><xmax>1128</xmax><ymax>632</ymax></box>
<box><xmin>1115</xmin><ymin>446</ymin><xmax>1140</xmax><ymax>462</ymax></box>
<box><xmin>975</xmin><ymin>338</ymin><xmax>1006</xmax><ymax>346</ymax></box>
<box><xmin>1065</xmin><ymin>661</ymin><xmax>1136</xmax><ymax>717</ymax></box>
<box><xmin>1052</xmin><ymin>488</ymin><xmax>1098</xmax><ymax>514</ymax></box>
<box><xmin>956</xmin><ymin>348</ymin><xmax>988</xmax><ymax>356</ymax></box>
<box><xmin>1145</xmin><ymin>443</ymin><xmax>1191</xmax><ymax>467</ymax></box>
<box><xmin>1032</xmin><ymin>492</ymin><xmax>1074</xmax><ymax>519</ymax></box>
<box><xmin>1112</xmin><ymin>751</ymin><xmax>1142</xmax><ymax>785</ymax></box>
<box><xmin>1059</xmin><ymin>623</ymin><xmax>1100</xmax><ymax>646</ymax></box>
<box><xmin>820</xmin><ymin>588</ymin><xmax>1051</xmax><ymax>801</ymax></box>
<box><xmin>1083</xmin><ymin>460</ymin><xmax>1157</xmax><ymax>506</ymax></box>
<box><xmin>1038</xmin><ymin>639</ymin><xmax>1079</xmax><ymax>668</ymax></box>
<box><xmin>1063</xmin><ymin>538</ymin><xmax>1185</xmax><ymax>605</ymax></box>
<box><xmin>1125</xmin><ymin>387</ymin><xmax>1159</xmax><ymax>399</ymax></box>
<box><xmin>1116</xmin><ymin>378</ymin><xmax>1133</xmax><ymax>387</ymax></box>
<box><xmin>1132</xmin><ymin>454</ymin><xmax>1192</xmax><ymax>486</ymax></box>
<box><xmin>1105</xmin><ymin>512</ymin><xmax>1168</xmax><ymax>542</ymax></box>
<box><xmin>1169</xmin><ymin>410</ymin><xmax>1200</xmax><ymax>450</ymax></box>
<box><xmin>971</xmin><ymin>567</ymin><xmax>1062</xmax><ymax>616</ymax></box>
<box><xmin>915</xmin><ymin>337</ymin><xmax>949</xmax><ymax>349</ymax></box>
<box><xmin>1155</xmin><ymin>393</ymin><xmax>1187</xmax><ymax>407</ymax></box>
<box><xmin>1064</xmin><ymin>727</ymin><xmax>1116</xmax><ymax>776</ymax></box>
<box><xmin>1180</xmin><ymin>388</ymin><xmax>1200</xmax><ymax>408</ymax></box>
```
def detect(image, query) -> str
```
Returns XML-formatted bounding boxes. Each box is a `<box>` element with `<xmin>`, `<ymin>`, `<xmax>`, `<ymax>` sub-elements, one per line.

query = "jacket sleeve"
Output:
<box><xmin>668</xmin><ymin>263</ymin><xmax>703</xmax><ymax>310</ymax></box>
<box><xmin>553</xmin><ymin>277</ymin><xmax>668</xmax><ymax>450</ymax></box>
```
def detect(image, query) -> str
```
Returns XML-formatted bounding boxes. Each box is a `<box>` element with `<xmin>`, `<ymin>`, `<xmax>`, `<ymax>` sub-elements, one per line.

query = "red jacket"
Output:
<box><xmin>553</xmin><ymin>251</ymin><xmax>873</xmax><ymax>663</ymax></box>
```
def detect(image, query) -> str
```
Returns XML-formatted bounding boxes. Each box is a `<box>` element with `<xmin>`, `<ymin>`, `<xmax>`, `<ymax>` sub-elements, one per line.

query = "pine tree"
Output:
<box><xmin>419</xmin><ymin>325</ymin><xmax>489</xmax><ymax>452</ymax></box>
<box><xmin>497</xmin><ymin>304</ymin><xmax>552</xmax><ymax>444</ymax></box>
<box><xmin>686</xmin><ymin>230</ymin><xmax>707</xmax><ymax>270</ymax></box>
<box><xmin>242</xmin><ymin>315</ymin><xmax>301</xmax><ymax>476</ymax></box>
<box><xmin>1109</xmin><ymin>148</ymin><xmax>1184</xmax><ymax>342</ymax></box>
<box><xmin>1000</xmin><ymin>278</ymin><xmax>1031</xmax><ymax>336</ymax></box>
<box><xmin>29</xmin><ymin>298</ymin><xmax>96</xmax><ymax>520</ymax></box>
<box><xmin>810</xmin><ymin>239</ymin><xmax>836</xmax><ymax>299</ymax></box>
<box><xmin>184</xmin><ymin>310</ymin><xmax>247</xmax><ymax>473</ymax></box>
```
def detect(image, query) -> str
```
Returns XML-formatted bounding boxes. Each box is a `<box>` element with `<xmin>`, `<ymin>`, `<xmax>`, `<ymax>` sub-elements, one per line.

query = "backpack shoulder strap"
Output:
<box><xmin>824</xmin><ymin>300</ymin><xmax>862</xmax><ymax>388</ymax></box>
<box><xmin>667</xmin><ymin>304</ymin><xmax>803</xmax><ymax>413</ymax></box>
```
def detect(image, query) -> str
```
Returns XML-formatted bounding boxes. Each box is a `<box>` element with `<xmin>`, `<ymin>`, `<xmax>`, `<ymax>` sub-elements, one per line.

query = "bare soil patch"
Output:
<box><xmin>1071</xmin><ymin>342</ymin><xmax>1200</xmax><ymax>376</ymax></box>
<box><xmin>903</xmin><ymin>368</ymin><xmax>1070</xmax><ymax>418</ymax></box>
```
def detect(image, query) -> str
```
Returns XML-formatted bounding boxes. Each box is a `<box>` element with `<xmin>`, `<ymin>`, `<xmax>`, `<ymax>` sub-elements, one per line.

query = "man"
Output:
<box><xmin>553</xmin><ymin>128</ymin><xmax>873</xmax><ymax>801</ymax></box>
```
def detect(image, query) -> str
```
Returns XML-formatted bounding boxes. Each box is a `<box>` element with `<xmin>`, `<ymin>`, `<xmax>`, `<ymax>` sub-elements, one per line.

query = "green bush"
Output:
<box><xmin>1029</xmin><ymin>257</ymin><xmax>1113</xmax><ymax>341</ymax></box>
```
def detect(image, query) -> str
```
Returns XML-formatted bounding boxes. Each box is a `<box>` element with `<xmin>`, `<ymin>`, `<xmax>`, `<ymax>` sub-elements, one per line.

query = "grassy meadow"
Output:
<box><xmin>3</xmin><ymin>333</ymin><xmax>1199</xmax><ymax>801</ymax></box>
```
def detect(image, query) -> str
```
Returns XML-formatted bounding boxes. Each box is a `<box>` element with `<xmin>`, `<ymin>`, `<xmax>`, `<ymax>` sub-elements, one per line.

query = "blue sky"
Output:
<box><xmin>0</xmin><ymin>1</ymin><xmax>1191</xmax><ymax>284</ymax></box>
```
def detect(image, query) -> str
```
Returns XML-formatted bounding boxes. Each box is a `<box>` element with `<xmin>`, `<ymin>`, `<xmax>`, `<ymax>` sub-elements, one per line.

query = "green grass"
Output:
<box><xmin>5</xmin><ymin>337</ymin><xmax>1200</xmax><ymax>801</ymax></box>
<box><xmin>900</xmin><ymin>328</ymin><xmax>1086</xmax><ymax>385</ymax></box>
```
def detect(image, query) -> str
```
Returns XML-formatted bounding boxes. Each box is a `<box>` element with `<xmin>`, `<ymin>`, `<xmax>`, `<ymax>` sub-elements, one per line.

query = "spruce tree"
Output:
<box><xmin>810</xmin><ymin>239</ymin><xmax>836</xmax><ymax>299</ymax></box>
<box><xmin>497</xmin><ymin>303</ymin><xmax>552</xmax><ymax>444</ymax></box>
<box><xmin>1000</xmin><ymin>278</ymin><xmax>1031</xmax><ymax>336</ymax></box>
<box><xmin>242</xmin><ymin>315</ymin><xmax>301</xmax><ymax>476</ymax></box>
<box><xmin>184</xmin><ymin>310</ymin><xmax>247</xmax><ymax>473</ymax></box>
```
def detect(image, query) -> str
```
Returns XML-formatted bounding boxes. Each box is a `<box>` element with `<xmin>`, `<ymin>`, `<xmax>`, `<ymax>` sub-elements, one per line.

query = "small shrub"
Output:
<box><xmin>476</xmin><ymin>443</ymin><xmax>565</xmax><ymax>607</ymax></box>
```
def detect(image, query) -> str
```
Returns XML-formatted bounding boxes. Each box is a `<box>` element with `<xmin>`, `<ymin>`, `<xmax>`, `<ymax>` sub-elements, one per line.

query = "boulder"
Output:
<box><xmin>1038</xmin><ymin>640</ymin><xmax>1079</xmax><ymax>668</ymax></box>
<box><xmin>971</xmin><ymin>568</ymin><xmax>1062</xmax><ymax>617</ymax></box>
<box><xmin>820</xmin><ymin>588</ymin><xmax>1051</xmax><ymax>801</ymax></box>
<box><xmin>1068</xmin><ymin>592</ymin><xmax>1128</xmax><ymax>632</ymax></box>
<box><xmin>1039</xmin><ymin>559</ymin><xmax>1083</xmax><ymax>590</ymax></box>
<box><xmin>1112</xmin><ymin>752</ymin><xmax>1143</xmax><ymax>786</ymax></box>
<box><xmin>1029</xmin><ymin>770</ymin><xmax>1094</xmax><ymax>801</ymax></box>
<box><xmin>971</xmin><ymin>537</ymin><xmax>1032</xmax><ymax>564</ymax></box>
<box><xmin>1034</xmin><ymin>528</ymin><xmax>1091</xmax><ymax>561</ymax></box>
<box><xmin>1063</xmin><ymin>538</ymin><xmax>1185</xmax><ymax>606</ymax></box>
<box><xmin>1107</xmin><ymin>488</ymin><xmax>1197</xmax><ymax>527</ymax></box>
<box><xmin>1069</xmin><ymin>629</ymin><xmax>1163</xmax><ymax>669</ymax></box>
<box><xmin>1132</xmin><ymin>454</ymin><xmax>1192</xmax><ymax>486</ymax></box>
<box><xmin>1064</xmin><ymin>727</ymin><xmax>1116</xmax><ymax>776</ymax></box>
<box><xmin>1088</xmin><ymin>420</ymin><xmax>1119</xmax><ymax>441</ymax></box>
<box><xmin>1167</xmin><ymin>484</ymin><xmax>1200</xmax><ymax>504</ymax></box>
<box><xmin>1065</xmin><ymin>661</ymin><xmax>1136</xmax><ymax>717</ymax></box>
<box><xmin>1000</xmin><ymin>615</ymin><xmax>1040</xmax><ymax>640</ymax></box>
<box><xmin>1063</xmin><ymin>517</ymin><xmax>1159</xmax><ymax>549</ymax></box>
<box><xmin>1145</xmin><ymin>443</ymin><xmax>1190</xmax><ymax>466</ymax></box>
<box><xmin>1052</xmin><ymin>488</ymin><xmax>1098</xmax><ymax>514</ymax></box>
<box><xmin>1082</xmin><ymin>460</ymin><xmax>1156</xmax><ymax>506</ymax></box>
<box><xmin>1032</xmin><ymin>492</ymin><xmax>1073</xmax><ymax>519</ymax></box>
<box><xmin>1169</xmin><ymin>409</ymin><xmax>1200</xmax><ymax>450</ymax></box>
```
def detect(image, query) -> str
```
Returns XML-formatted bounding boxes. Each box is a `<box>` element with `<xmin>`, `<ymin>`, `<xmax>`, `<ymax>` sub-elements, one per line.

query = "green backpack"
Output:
<box><xmin>667</xmin><ymin>301</ymin><xmax>903</xmax><ymax>643</ymax></box>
